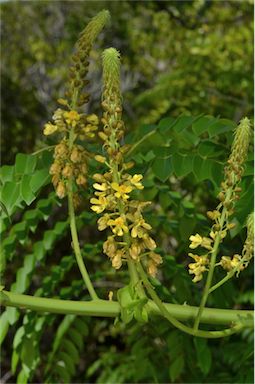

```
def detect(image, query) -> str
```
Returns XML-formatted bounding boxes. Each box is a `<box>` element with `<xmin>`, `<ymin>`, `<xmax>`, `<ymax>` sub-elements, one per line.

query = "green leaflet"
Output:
<box><xmin>2</xmin><ymin>219</ymin><xmax>68</xmax><ymax>330</ymax></box>
<box><xmin>0</xmin><ymin>152</ymin><xmax>52</xmax><ymax>217</ymax></box>
<box><xmin>152</xmin><ymin>155</ymin><xmax>173</xmax><ymax>182</ymax></box>
<box><xmin>194</xmin><ymin>338</ymin><xmax>212</xmax><ymax>375</ymax></box>
<box><xmin>167</xmin><ymin>331</ymin><xmax>185</xmax><ymax>382</ymax></box>
<box><xmin>45</xmin><ymin>316</ymin><xmax>90</xmax><ymax>383</ymax></box>
<box><xmin>126</xmin><ymin>114</ymin><xmax>241</xmax><ymax>185</ymax></box>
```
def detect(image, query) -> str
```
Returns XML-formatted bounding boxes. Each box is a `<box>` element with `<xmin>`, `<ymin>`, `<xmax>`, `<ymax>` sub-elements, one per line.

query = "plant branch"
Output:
<box><xmin>137</xmin><ymin>263</ymin><xmax>245</xmax><ymax>338</ymax></box>
<box><xmin>0</xmin><ymin>290</ymin><xmax>253</xmax><ymax>327</ymax></box>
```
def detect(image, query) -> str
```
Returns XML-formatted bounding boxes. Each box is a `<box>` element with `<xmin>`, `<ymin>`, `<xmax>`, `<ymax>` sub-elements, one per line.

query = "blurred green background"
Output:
<box><xmin>1</xmin><ymin>0</ymin><xmax>253</xmax><ymax>163</ymax></box>
<box><xmin>1</xmin><ymin>1</ymin><xmax>254</xmax><ymax>383</ymax></box>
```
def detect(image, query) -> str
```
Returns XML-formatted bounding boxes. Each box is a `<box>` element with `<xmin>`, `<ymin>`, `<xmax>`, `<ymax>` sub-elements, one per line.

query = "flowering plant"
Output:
<box><xmin>0</xmin><ymin>10</ymin><xmax>253</xmax><ymax>384</ymax></box>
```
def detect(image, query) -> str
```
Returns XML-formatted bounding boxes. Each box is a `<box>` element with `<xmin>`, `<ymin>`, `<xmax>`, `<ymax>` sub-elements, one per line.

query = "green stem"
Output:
<box><xmin>66</xmin><ymin>96</ymin><xmax>98</xmax><ymax>300</ymax></box>
<box><xmin>209</xmin><ymin>270</ymin><xmax>236</xmax><ymax>294</ymax></box>
<box><xmin>137</xmin><ymin>263</ymin><xmax>243</xmax><ymax>338</ymax></box>
<box><xmin>32</xmin><ymin>145</ymin><xmax>55</xmax><ymax>156</ymax></box>
<box><xmin>67</xmin><ymin>186</ymin><xmax>99</xmax><ymax>300</ymax></box>
<box><xmin>193</xmin><ymin>189</ymin><xmax>232</xmax><ymax>331</ymax></box>
<box><xmin>1</xmin><ymin>290</ymin><xmax>253</xmax><ymax>327</ymax></box>
<box><xmin>193</xmin><ymin>234</ymin><xmax>221</xmax><ymax>330</ymax></box>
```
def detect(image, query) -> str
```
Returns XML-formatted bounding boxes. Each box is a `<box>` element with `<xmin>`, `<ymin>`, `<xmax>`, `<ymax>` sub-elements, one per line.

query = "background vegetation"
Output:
<box><xmin>1</xmin><ymin>1</ymin><xmax>254</xmax><ymax>383</ymax></box>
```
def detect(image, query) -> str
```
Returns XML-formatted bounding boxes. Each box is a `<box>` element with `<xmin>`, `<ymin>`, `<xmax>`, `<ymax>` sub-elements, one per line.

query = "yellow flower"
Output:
<box><xmin>149</xmin><ymin>251</ymin><xmax>163</xmax><ymax>265</ymax></box>
<box><xmin>107</xmin><ymin>216</ymin><xmax>128</xmax><ymax>236</ymax></box>
<box><xmin>220</xmin><ymin>254</ymin><xmax>242</xmax><ymax>271</ymax></box>
<box><xmin>111</xmin><ymin>251</ymin><xmax>123</xmax><ymax>269</ymax></box>
<box><xmin>76</xmin><ymin>175</ymin><xmax>87</xmax><ymax>186</ymax></box>
<box><xmin>93</xmin><ymin>183</ymin><xmax>108</xmax><ymax>192</ymax></box>
<box><xmin>90</xmin><ymin>196</ymin><xmax>108</xmax><ymax>213</ymax></box>
<box><xmin>93</xmin><ymin>173</ymin><xmax>106</xmax><ymax>183</ymax></box>
<box><xmin>86</xmin><ymin>114</ymin><xmax>99</xmax><ymax>125</ymax></box>
<box><xmin>147</xmin><ymin>261</ymin><xmax>157</xmax><ymax>277</ymax></box>
<box><xmin>64</xmin><ymin>110</ymin><xmax>80</xmax><ymax>126</ymax></box>
<box><xmin>143</xmin><ymin>236</ymin><xmax>156</xmax><ymax>250</ymax></box>
<box><xmin>62</xmin><ymin>164</ymin><xmax>73</xmax><ymax>178</ymax></box>
<box><xmin>188</xmin><ymin>253</ymin><xmax>209</xmax><ymax>283</ymax></box>
<box><xmin>49</xmin><ymin>162</ymin><xmax>62</xmax><ymax>175</ymax></box>
<box><xmin>103</xmin><ymin>236</ymin><xmax>117</xmax><ymax>257</ymax></box>
<box><xmin>129</xmin><ymin>174</ymin><xmax>144</xmax><ymax>190</ymax></box>
<box><xmin>57</xmin><ymin>98</ymin><xmax>68</xmax><ymax>106</ymax></box>
<box><xmin>43</xmin><ymin>122</ymin><xmax>58</xmax><ymax>136</ymax></box>
<box><xmin>189</xmin><ymin>234</ymin><xmax>203</xmax><ymax>249</ymax></box>
<box><xmin>129</xmin><ymin>242</ymin><xmax>142</xmax><ymax>260</ymax></box>
<box><xmin>207</xmin><ymin>210</ymin><xmax>221</xmax><ymax>220</ymax></box>
<box><xmin>97</xmin><ymin>214</ymin><xmax>110</xmax><ymax>231</ymax></box>
<box><xmin>56</xmin><ymin>181</ymin><xmax>66</xmax><ymax>199</ymax></box>
<box><xmin>70</xmin><ymin>147</ymin><xmax>82</xmax><ymax>163</ymax></box>
<box><xmin>201</xmin><ymin>237</ymin><xmax>213</xmax><ymax>250</ymax></box>
<box><xmin>111</xmin><ymin>182</ymin><xmax>133</xmax><ymax>200</ymax></box>
<box><xmin>131</xmin><ymin>218</ymin><xmax>152</xmax><ymax>238</ymax></box>
<box><xmin>95</xmin><ymin>155</ymin><xmax>106</xmax><ymax>163</ymax></box>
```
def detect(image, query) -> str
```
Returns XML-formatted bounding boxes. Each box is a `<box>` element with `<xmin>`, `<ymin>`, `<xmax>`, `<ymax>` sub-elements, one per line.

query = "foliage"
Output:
<box><xmin>1</xmin><ymin>0</ymin><xmax>253</xmax><ymax>163</ymax></box>
<box><xmin>0</xmin><ymin>2</ymin><xmax>254</xmax><ymax>384</ymax></box>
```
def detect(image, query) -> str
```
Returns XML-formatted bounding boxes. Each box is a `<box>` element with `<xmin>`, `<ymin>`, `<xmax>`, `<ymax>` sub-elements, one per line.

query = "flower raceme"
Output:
<box><xmin>42</xmin><ymin>11</ymin><xmax>110</xmax><ymax>202</ymax></box>
<box><xmin>90</xmin><ymin>172</ymin><xmax>162</xmax><ymax>275</ymax></box>
<box><xmin>90</xmin><ymin>48</ymin><xmax>162</xmax><ymax>276</ymax></box>
<box><xmin>188</xmin><ymin>117</ymin><xmax>253</xmax><ymax>283</ymax></box>
<box><xmin>220</xmin><ymin>212</ymin><xmax>254</xmax><ymax>275</ymax></box>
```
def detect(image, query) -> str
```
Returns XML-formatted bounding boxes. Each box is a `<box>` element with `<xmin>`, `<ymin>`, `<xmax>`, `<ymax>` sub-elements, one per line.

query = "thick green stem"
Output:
<box><xmin>137</xmin><ymin>263</ymin><xmax>245</xmax><ymax>338</ymax></box>
<box><xmin>193</xmin><ymin>189</ymin><xmax>232</xmax><ymax>331</ymax></box>
<box><xmin>1</xmin><ymin>290</ymin><xmax>253</xmax><ymax>327</ymax></box>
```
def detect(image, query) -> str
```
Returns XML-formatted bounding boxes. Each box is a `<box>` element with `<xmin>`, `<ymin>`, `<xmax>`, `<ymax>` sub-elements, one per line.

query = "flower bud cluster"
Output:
<box><xmin>65</xmin><ymin>10</ymin><xmax>110</xmax><ymax>107</ymax></box>
<box><xmin>43</xmin><ymin>108</ymin><xmax>100</xmax><ymax>201</ymax></box>
<box><xmin>91</xmin><ymin>48</ymin><xmax>162</xmax><ymax>276</ymax></box>
<box><xmin>218</xmin><ymin>117</ymin><xmax>252</xmax><ymax>213</ymax></box>
<box><xmin>50</xmin><ymin>139</ymin><xmax>88</xmax><ymax>199</ymax></box>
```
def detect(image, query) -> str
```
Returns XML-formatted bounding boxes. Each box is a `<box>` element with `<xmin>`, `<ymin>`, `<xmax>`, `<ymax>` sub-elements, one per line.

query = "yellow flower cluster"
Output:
<box><xmin>91</xmin><ymin>172</ymin><xmax>162</xmax><ymax>275</ymax></box>
<box><xmin>43</xmin><ymin>108</ymin><xmax>99</xmax><ymax>140</ymax></box>
<box><xmin>220</xmin><ymin>255</ymin><xmax>243</xmax><ymax>272</ymax></box>
<box><xmin>91</xmin><ymin>47</ymin><xmax>162</xmax><ymax>276</ymax></box>
<box><xmin>188</xmin><ymin>253</ymin><xmax>209</xmax><ymax>283</ymax></box>
<box><xmin>188</xmin><ymin>234</ymin><xmax>212</xmax><ymax>282</ymax></box>
<box><xmin>220</xmin><ymin>212</ymin><xmax>254</xmax><ymax>275</ymax></box>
